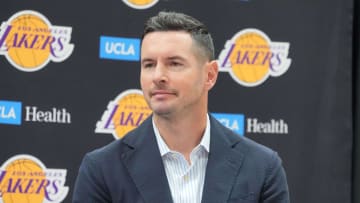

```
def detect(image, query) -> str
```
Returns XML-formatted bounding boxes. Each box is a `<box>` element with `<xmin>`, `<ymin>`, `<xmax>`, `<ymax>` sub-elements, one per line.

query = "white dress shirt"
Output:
<box><xmin>153</xmin><ymin>115</ymin><xmax>210</xmax><ymax>203</ymax></box>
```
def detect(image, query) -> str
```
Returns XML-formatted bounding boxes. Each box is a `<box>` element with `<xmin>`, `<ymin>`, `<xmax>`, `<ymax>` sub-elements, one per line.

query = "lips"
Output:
<box><xmin>150</xmin><ymin>90</ymin><xmax>176</xmax><ymax>98</ymax></box>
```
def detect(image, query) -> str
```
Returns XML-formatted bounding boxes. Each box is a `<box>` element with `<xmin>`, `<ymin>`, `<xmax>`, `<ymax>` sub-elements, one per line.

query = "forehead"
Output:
<box><xmin>142</xmin><ymin>30</ymin><xmax>192</xmax><ymax>44</ymax></box>
<box><xmin>141</xmin><ymin>31</ymin><xmax>195</xmax><ymax>57</ymax></box>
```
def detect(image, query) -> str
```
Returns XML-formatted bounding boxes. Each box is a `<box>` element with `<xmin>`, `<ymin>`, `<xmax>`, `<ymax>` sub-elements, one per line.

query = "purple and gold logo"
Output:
<box><xmin>0</xmin><ymin>10</ymin><xmax>74</xmax><ymax>72</ymax></box>
<box><xmin>0</xmin><ymin>154</ymin><xmax>69</xmax><ymax>203</ymax></box>
<box><xmin>95</xmin><ymin>89</ymin><xmax>152</xmax><ymax>139</ymax></box>
<box><xmin>218</xmin><ymin>28</ymin><xmax>291</xmax><ymax>86</ymax></box>
<box><xmin>122</xmin><ymin>0</ymin><xmax>159</xmax><ymax>9</ymax></box>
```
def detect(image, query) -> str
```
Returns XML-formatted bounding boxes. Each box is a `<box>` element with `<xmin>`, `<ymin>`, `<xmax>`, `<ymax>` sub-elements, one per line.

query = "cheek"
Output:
<box><xmin>193</xmin><ymin>72</ymin><xmax>207</xmax><ymax>89</ymax></box>
<box><xmin>181</xmin><ymin>75</ymin><xmax>206</xmax><ymax>94</ymax></box>
<box><xmin>140</xmin><ymin>74</ymin><xmax>149</xmax><ymax>88</ymax></box>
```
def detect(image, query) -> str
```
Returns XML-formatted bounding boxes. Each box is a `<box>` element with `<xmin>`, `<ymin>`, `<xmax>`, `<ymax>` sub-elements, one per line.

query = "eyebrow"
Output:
<box><xmin>141</xmin><ymin>58</ymin><xmax>154</xmax><ymax>64</ymax></box>
<box><xmin>167</xmin><ymin>56</ymin><xmax>186</xmax><ymax>61</ymax></box>
<box><xmin>141</xmin><ymin>55</ymin><xmax>187</xmax><ymax>63</ymax></box>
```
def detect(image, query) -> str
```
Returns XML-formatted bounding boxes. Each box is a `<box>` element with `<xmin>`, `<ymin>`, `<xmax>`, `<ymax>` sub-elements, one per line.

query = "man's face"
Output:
<box><xmin>140</xmin><ymin>31</ymin><xmax>217</xmax><ymax>117</ymax></box>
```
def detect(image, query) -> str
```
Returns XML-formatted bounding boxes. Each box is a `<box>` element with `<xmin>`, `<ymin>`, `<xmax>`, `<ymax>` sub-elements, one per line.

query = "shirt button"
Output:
<box><xmin>183</xmin><ymin>175</ymin><xmax>189</xmax><ymax>181</ymax></box>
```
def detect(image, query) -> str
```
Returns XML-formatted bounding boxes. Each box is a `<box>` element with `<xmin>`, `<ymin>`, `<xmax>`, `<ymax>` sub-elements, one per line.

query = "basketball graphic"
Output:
<box><xmin>128</xmin><ymin>0</ymin><xmax>155</xmax><ymax>6</ymax></box>
<box><xmin>6</xmin><ymin>13</ymin><xmax>51</xmax><ymax>71</ymax></box>
<box><xmin>95</xmin><ymin>89</ymin><xmax>152</xmax><ymax>139</ymax></box>
<box><xmin>218</xmin><ymin>28</ymin><xmax>291</xmax><ymax>87</ymax></box>
<box><xmin>229</xmin><ymin>32</ymin><xmax>270</xmax><ymax>84</ymax></box>
<box><xmin>1</xmin><ymin>158</ymin><xmax>46</xmax><ymax>203</ymax></box>
<box><xmin>0</xmin><ymin>10</ymin><xmax>74</xmax><ymax>72</ymax></box>
<box><xmin>122</xmin><ymin>0</ymin><xmax>158</xmax><ymax>9</ymax></box>
<box><xmin>113</xmin><ymin>90</ymin><xmax>152</xmax><ymax>139</ymax></box>
<box><xmin>0</xmin><ymin>154</ymin><xmax>69</xmax><ymax>203</ymax></box>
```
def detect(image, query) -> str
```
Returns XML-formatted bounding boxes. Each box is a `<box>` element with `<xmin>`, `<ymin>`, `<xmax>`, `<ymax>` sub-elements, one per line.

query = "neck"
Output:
<box><xmin>153</xmin><ymin>109</ymin><xmax>208</xmax><ymax>160</ymax></box>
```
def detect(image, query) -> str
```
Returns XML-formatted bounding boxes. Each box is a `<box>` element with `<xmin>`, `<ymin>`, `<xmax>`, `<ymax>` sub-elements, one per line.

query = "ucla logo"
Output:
<box><xmin>0</xmin><ymin>100</ymin><xmax>22</xmax><ymax>125</ymax></box>
<box><xmin>0</xmin><ymin>154</ymin><xmax>69</xmax><ymax>203</ymax></box>
<box><xmin>218</xmin><ymin>29</ymin><xmax>291</xmax><ymax>86</ymax></box>
<box><xmin>95</xmin><ymin>89</ymin><xmax>152</xmax><ymax>139</ymax></box>
<box><xmin>122</xmin><ymin>0</ymin><xmax>159</xmax><ymax>9</ymax></box>
<box><xmin>0</xmin><ymin>10</ymin><xmax>74</xmax><ymax>72</ymax></box>
<box><xmin>212</xmin><ymin>113</ymin><xmax>245</xmax><ymax>136</ymax></box>
<box><xmin>99</xmin><ymin>36</ymin><xmax>140</xmax><ymax>61</ymax></box>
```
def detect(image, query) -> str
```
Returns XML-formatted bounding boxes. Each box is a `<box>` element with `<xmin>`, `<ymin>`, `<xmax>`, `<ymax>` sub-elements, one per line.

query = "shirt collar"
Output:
<box><xmin>153</xmin><ymin>114</ymin><xmax>211</xmax><ymax>156</ymax></box>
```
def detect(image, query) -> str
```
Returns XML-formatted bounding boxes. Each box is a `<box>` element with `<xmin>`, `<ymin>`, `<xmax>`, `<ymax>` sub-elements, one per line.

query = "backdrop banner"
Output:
<box><xmin>0</xmin><ymin>0</ymin><xmax>353</xmax><ymax>202</ymax></box>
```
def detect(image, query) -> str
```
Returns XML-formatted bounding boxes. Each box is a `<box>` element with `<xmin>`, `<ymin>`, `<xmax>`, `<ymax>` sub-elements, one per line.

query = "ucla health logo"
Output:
<box><xmin>0</xmin><ymin>154</ymin><xmax>69</xmax><ymax>203</ymax></box>
<box><xmin>95</xmin><ymin>89</ymin><xmax>152</xmax><ymax>139</ymax></box>
<box><xmin>212</xmin><ymin>113</ymin><xmax>245</xmax><ymax>136</ymax></box>
<box><xmin>122</xmin><ymin>0</ymin><xmax>159</xmax><ymax>9</ymax></box>
<box><xmin>0</xmin><ymin>99</ymin><xmax>71</xmax><ymax>125</ymax></box>
<box><xmin>0</xmin><ymin>10</ymin><xmax>74</xmax><ymax>72</ymax></box>
<box><xmin>212</xmin><ymin>113</ymin><xmax>289</xmax><ymax>135</ymax></box>
<box><xmin>218</xmin><ymin>29</ymin><xmax>291</xmax><ymax>87</ymax></box>
<box><xmin>0</xmin><ymin>100</ymin><xmax>22</xmax><ymax>125</ymax></box>
<box><xmin>100</xmin><ymin>36</ymin><xmax>140</xmax><ymax>61</ymax></box>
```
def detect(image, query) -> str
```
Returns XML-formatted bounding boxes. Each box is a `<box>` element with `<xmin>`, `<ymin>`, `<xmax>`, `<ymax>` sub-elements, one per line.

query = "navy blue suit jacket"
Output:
<box><xmin>72</xmin><ymin>115</ymin><xmax>289</xmax><ymax>203</ymax></box>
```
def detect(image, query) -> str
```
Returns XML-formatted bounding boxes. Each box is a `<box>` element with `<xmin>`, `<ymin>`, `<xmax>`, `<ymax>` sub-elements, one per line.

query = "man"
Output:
<box><xmin>73</xmin><ymin>11</ymin><xmax>290</xmax><ymax>203</ymax></box>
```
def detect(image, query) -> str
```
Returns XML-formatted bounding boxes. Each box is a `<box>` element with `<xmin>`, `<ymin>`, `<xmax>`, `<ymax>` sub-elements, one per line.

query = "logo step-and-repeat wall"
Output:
<box><xmin>0</xmin><ymin>0</ymin><xmax>353</xmax><ymax>202</ymax></box>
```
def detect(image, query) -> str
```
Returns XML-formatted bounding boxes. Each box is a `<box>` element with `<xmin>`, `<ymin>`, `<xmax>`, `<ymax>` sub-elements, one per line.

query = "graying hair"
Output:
<box><xmin>142</xmin><ymin>11</ymin><xmax>215</xmax><ymax>61</ymax></box>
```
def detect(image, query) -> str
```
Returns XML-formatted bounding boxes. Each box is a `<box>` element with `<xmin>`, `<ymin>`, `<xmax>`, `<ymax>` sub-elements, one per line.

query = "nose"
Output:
<box><xmin>153</xmin><ymin>63</ymin><xmax>168</xmax><ymax>85</ymax></box>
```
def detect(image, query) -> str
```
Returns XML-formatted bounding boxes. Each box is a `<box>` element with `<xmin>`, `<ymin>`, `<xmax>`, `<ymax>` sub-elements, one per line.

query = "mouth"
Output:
<box><xmin>150</xmin><ymin>90</ymin><xmax>176</xmax><ymax>98</ymax></box>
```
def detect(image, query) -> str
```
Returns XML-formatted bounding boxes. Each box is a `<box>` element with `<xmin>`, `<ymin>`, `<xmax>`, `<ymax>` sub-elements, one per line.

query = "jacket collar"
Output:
<box><xmin>121</xmin><ymin>115</ymin><xmax>246</xmax><ymax>203</ymax></box>
<box><xmin>201</xmin><ymin>115</ymin><xmax>246</xmax><ymax>203</ymax></box>
<box><xmin>121</xmin><ymin>116</ymin><xmax>173</xmax><ymax>203</ymax></box>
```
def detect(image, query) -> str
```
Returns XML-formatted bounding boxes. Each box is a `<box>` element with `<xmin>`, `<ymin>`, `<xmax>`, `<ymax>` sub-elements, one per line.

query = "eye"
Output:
<box><xmin>169</xmin><ymin>61</ymin><xmax>183</xmax><ymax>67</ymax></box>
<box><xmin>142</xmin><ymin>62</ymin><xmax>155</xmax><ymax>69</ymax></box>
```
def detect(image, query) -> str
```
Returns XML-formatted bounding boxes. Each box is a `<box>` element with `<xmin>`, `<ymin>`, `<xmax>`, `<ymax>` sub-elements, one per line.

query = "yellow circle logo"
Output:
<box><xmin>122</xmin><ymin>0</ymin><xmax>158</xmax><ymax>9</ymax></box>
<box><xmin>95</xmin><ymin>89</ymin><xmax>152</xmax><ymax>139</ymax></box>
<box><xmin>0</xmin><ymin>154</ymin><xmax>69</xmax><ymax>203</ymax></box>
<box><xmin>218</xmin><ymin>29</ymin><xmax>291</xmax><ymax>87</ymax></box>
<box><xmin>7</xmin><ymin>14</ymin><xmax>50</xmax><ymax>70</ymax></box>
<box><xmin>230</xmin><ymin>32</ymin><xmax>270</xmax><ymax>84</ymax></box>
<box><xmin>0</xmin><ymin>10</ymin><xmax>74</xmax><ymax>72</ymax></box>
<box><xmin>1</xmin><ymin>158</ymin><xmax>45</xmax><ymax>203</ymax></box>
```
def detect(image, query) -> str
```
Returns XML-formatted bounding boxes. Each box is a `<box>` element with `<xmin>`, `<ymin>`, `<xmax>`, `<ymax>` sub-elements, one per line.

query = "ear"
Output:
<box><xmin>205</xmin><ymin>60</ymin><xmax>219</xmax><ymax>91</ymax></box>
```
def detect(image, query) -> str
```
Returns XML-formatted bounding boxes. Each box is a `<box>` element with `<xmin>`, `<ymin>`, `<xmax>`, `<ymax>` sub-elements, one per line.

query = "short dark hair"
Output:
<box><xmin>142</xmin><ymin>11</ymin><xmax>215</xmax><ymax>61</ymax></box>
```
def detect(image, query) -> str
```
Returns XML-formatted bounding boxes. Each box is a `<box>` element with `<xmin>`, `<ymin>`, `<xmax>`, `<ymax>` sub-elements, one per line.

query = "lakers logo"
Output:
<box><xmin>0</xmin><ymin>154</ymin><xmax>69</xmax><ymax>203</ymax></box>
<box><xmin>122</xmin><ymin>0</ymin><xmax>159</xmax><ymax>9</ymax></box>
<box><xmin>218</xmin><ymin>29</ymin><xmax>291</xmax><ymax>87</ymax></box>
<box><xmin>0</xmin><ymin>10</ymin><xmax>74</xmax><ymax>72</ymax></box>
<box><xmin>95</xmin><ymin>89</ymin><xmax>152</xmax><ymax>139</ymax></box>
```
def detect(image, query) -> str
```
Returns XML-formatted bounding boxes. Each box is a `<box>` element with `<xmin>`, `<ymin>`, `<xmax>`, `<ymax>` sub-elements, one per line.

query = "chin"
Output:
<box><xmin>153</xmin><ymin>109</ymin><xmax>172</xmax><ymax>116</ymax></box>
<box><xmin>151</xmin><ymin>106</ymin><xmax>173</xmax><ymax>116</ymax></box>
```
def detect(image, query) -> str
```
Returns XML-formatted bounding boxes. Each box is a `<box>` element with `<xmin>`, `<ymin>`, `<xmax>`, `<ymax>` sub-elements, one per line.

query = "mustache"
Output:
<box><xmin>149</xmin><ymin>88</ymin><xmax>178</xmax><ymax>96</ymax></box>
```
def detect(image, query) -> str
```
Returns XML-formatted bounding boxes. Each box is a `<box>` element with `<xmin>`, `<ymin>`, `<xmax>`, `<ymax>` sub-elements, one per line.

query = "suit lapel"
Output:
<box><xmin>121</xmin><ymin>117</ymin><xmax>173</xmax><ymax>203</ymax></box>
<box><xmin>201</xmin><ymin>116</ymin><xmax>246</xmax><ymax>203</ymax></box>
